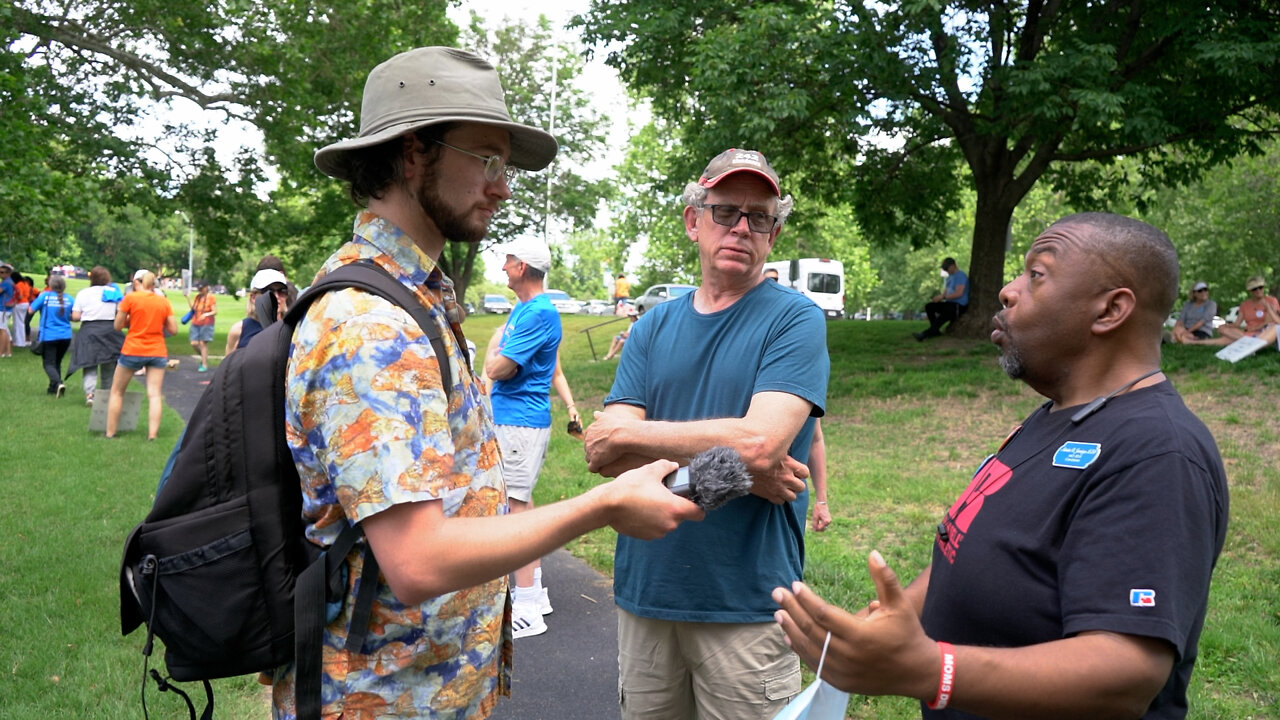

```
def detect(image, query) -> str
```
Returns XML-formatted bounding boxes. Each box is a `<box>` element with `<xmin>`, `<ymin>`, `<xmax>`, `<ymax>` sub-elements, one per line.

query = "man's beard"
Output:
<box><xmin>998</xmin><ymin>340</ymin><xmax>1025</xmax><ymax>379</ymax></box>
<box><xmin>416</xmin><ymin>164</ymin><xmax>488</xmax><ymax>244</ymax></box>
<box><xmin>992</xmin><ymin>310</ymin><xmax>1024</xmax><ymax>379</ymax></box>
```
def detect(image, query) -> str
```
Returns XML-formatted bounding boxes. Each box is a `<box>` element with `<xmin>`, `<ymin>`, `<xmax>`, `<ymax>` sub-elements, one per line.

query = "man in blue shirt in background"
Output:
<box><xmin>483</xmin><ymin>237</ymin><xmax>581</xmax><ymax>639</ymax></box>
<box><xmin>916</xmin><ymin>257</ymin><xmax>970</xmax><ymax>341</ymax></box>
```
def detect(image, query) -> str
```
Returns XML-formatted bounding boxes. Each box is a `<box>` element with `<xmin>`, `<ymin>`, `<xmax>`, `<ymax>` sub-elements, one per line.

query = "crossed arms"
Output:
<box><xmin>584</xmin><ymin>390</ymin><xmax>815</xmax><ymax>505</ymax></box>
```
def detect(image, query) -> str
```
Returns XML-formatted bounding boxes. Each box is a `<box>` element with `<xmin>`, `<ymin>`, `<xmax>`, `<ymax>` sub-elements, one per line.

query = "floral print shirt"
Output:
<box><xmin>271</xmin><ymin>210</ymin><xmax>510</xmax><ymax>719</ymax></box>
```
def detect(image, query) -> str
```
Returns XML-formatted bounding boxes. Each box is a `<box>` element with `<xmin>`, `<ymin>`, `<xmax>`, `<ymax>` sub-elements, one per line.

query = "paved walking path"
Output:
<box><xmin>160</xmin><ymin>354</ymin><xmax>622</xmax><ymax>719</ymax></box>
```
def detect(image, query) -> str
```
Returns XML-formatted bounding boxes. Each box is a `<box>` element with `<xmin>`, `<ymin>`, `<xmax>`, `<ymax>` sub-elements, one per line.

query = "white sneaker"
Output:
<box><xmin>512</xmin><ymin>604</ymin><xmax>547</xmax><ymax>639</ymax></box>
<box><xmin>539</xmin><ymin>587</ymin><xmax>553</xmax><ymax>616</ymax></box>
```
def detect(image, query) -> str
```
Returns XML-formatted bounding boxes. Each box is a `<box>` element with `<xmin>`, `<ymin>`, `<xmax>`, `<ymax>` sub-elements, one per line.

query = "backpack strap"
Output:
<box><xmin>289</xmin><ymin>260</ymin><xmax>456</xmax><ymax>720</ymax></box>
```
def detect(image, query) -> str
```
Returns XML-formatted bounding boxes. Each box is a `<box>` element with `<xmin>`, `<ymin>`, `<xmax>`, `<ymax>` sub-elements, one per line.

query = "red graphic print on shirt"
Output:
<box><xmin>938</xmin><ymin>456</ymin><xmax>1013</xmax><ymax>563</ymax></box>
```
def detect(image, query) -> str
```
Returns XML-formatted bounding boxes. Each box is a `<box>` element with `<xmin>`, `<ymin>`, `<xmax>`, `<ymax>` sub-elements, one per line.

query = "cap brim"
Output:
<box><xmin>315</xmin><ymin>118</ymin><xmax>558</xmax><ymax>181</ymax></box>
<box><xmin>700</xmin><ymin>168</ymin><xmax>780</xmax><ymax>196</ymax></box>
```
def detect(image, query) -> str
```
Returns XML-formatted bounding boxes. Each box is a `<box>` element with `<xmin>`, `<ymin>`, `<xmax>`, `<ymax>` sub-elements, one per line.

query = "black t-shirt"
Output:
<box><xmin>921</xmin><ymin>381</ymin><xmax>1228</xmax><ymax>719</ymax></box>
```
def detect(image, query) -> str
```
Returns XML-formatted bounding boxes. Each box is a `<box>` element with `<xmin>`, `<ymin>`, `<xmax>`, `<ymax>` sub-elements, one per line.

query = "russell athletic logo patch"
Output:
<box><xmin>1130</xmin><ymin>589</ymin><xmax>1156</xmax><ymax>607</ymax></box>
<box><xmin>1053</xmin><ymin>441</ymin><xmax>1102</xmax><ymax>469</ymax></box>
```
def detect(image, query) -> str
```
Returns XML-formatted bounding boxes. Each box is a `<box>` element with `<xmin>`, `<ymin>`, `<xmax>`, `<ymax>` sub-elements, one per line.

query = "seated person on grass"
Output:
<box><xmin>1189</xmin><ymin>275</ymin><xmax>1278</xmax><ymax>348</ymax></box>
<box><xmin>1172</xmin><ymin>281</ymin><xmax>1217</xmax><ymax>344</ymax></box>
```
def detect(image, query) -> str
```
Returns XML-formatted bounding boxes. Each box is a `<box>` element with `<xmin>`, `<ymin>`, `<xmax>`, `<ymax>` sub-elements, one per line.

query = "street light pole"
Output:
<box><xmin>176</xmin><ymin>210</ymin><xmax>193</xmax><ymax>293</ymax></box>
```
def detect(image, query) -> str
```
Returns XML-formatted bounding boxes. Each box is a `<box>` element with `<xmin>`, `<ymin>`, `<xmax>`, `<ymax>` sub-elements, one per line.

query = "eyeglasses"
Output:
<box><xmin>1248</xmin><ymin>285</ymin><xmax>1265</xmax><ymax>291</ymax></box>
<box><xmin>434</xmin><ymin>141</ymin><xmax>517</xmax><ymax>184</ymax></box>
<box><xmin>700</xmin><ymin>204</ymin><xmax>778</xmax><ymax>233</ymax></box>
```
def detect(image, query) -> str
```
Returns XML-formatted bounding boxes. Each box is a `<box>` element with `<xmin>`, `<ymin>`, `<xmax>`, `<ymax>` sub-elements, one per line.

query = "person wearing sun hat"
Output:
<box><xmin>1190</xmin><ymin>275</ymin><xmax>1279</xmax><ymax>348</ymax></box>
<box><xmin>270</xmin><ymin>47</ymin><xmax>701</xmax><ymax>720</ymax></box>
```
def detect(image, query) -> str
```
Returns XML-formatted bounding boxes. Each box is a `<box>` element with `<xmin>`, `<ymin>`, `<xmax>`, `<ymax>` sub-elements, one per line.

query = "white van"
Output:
<box><xmin>762</xmin><ymin>258</ymin><xmax>845</xmax><ymax>319</ymax></box>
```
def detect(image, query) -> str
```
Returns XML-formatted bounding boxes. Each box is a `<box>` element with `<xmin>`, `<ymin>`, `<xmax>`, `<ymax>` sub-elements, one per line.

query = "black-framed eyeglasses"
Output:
<box><xmin>1248</xmin><ymin>285</ymin><xmax>1265</xmax><ymax>292</ymax></box>
<box><xmin>701</xmin><ymin>204</ymin><xmax>778</xmax><ymax>233</ymax></box>
<box><xmin>434</xmin><ymin>141</ymin><xmax>517</xmax><ymax>184</ymax></box>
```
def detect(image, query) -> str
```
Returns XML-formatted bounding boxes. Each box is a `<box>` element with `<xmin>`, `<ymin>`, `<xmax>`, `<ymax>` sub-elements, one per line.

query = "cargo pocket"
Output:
<box><xmin>763</xmin><ymin>663</ymin><xmax>803</xmax><ymax>702</ymax></box>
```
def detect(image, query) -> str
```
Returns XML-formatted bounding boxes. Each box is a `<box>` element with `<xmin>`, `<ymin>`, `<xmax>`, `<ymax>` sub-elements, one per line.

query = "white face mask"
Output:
<box><xmin>771</xmin><ymin>632</ymin><xmax>850</xmax><ymax>720</ymax></box>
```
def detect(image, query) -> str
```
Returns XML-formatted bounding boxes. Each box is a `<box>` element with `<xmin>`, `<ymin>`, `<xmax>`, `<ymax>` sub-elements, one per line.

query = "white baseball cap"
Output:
<box><xmin>251</xmin><ymin>268</ymin><xmax>289</xmax><ymax>291</ymax></box>
<box><xmin>497</xmin><ymin>238</ymin><xmax>552</xmax><ymax>274</ymax></box>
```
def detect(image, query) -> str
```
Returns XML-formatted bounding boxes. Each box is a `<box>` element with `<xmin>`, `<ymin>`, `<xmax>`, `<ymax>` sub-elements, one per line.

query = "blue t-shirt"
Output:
<box><xmin>31</xmin><ymin>291</ymin><xmax>74</xmax><ymax>341</ymax></box>
<box><xmin>945</xmin><ymin>269</ymin><xmax>969</xmax><ymax>306</ymax></box>
<box><xmin>0</xmin><ymin>278</ymin><xmax>13</xmax><ymax>308</ymax></box>
<box><xmin>605</xmin><ymin>280</ymin><xmax>829</xmax><ymax>622</ymax></box>
<box><xmin>490</xmin><ymin>293</ymin><xmax>562</xmax><ymax>429</ymax></box>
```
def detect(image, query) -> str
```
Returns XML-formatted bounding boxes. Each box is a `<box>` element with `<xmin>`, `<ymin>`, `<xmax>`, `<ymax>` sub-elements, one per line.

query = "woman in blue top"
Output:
<box><xmin>29</xmin><ymin>274</ymin><xmax>75</xmax><ymax>396</ymax></box>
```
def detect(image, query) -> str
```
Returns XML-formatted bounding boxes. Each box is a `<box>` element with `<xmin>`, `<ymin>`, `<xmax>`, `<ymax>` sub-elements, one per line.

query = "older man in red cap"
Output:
<box><xmin>273</xmin><ymin>47</ymin><xmax>702</xmax><ymax>720</ymax></box>
<box><xmin>585</xmin><ymin>149</ymin><xmax>830</xmax><ymax>718</ymax></box>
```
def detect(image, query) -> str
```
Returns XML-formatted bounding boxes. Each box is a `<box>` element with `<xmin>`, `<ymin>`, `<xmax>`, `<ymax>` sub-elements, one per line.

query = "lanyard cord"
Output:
<box><xmin>1069</xmin><ymin>368</ymin><xmax>1163</xmax><ymax>424</ymax></box>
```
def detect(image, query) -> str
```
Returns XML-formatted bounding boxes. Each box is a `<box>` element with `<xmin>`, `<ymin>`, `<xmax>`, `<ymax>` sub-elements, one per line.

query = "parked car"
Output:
<box><xmin>544</xmin><ymin>289</ymin><xmax>583</xmax><ymax>314</ymax></box>
<box><xmin>582</xmin><ymin>299</ymin><xmax>614</xmax><ymax>316</ymax></box>
<box><xmin>635</xmin><ymin>283</ymin><xmax>696</xmax><ymax>314</ymax></box>
<box><xmin>482</xmin><ymin>293</ymin><xmax>513</xmax><ymax>314</ymax></box>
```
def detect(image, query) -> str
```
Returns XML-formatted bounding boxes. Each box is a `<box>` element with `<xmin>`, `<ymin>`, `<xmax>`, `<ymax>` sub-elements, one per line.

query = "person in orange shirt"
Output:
<box><xmin>106</xmin><ymin>269</ymin><xmax>178</xmax><ymax>439</ymax></box>
<box><xmin>186</xmin><ymin>281</ymin><xmax>218</xmax><ymax>372</ymax></box>
<box><xmin>10</xmin><ymin>270</ymin><xmax>37</xmax><ymax>348</ymax></box>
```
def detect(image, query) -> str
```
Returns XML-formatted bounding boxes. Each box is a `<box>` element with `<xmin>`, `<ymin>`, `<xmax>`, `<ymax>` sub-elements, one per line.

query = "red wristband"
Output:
<box><xmin>928</xmin><ymin>641</ymin><xmax>956</xmax><ymax>710</ymax></box>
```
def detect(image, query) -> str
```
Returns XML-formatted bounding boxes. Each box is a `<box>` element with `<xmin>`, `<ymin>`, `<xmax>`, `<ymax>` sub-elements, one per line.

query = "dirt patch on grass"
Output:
<box><xmin>1178</xmin><ymin>386</ymin><xmax>1279</xmax><ymax>489</ymax></box>
<box><xmin>825</xmin><ymin>380</ymin><xmax>1275</xmax><ymax>488</ymax></box>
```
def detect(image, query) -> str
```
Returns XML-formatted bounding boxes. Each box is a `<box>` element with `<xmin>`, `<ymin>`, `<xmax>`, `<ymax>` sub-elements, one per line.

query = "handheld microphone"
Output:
<box><xmin>663</xmin><ymin>446</ymin><xmax>753</xmax><ymax>511</ymax></box>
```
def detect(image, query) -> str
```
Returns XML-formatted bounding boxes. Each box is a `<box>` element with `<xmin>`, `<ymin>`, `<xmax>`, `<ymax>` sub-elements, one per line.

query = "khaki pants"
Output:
<box><xmin>617</xmin><ymin>608</ymin><xmax>801</xmax><ymax>720</ymax></box>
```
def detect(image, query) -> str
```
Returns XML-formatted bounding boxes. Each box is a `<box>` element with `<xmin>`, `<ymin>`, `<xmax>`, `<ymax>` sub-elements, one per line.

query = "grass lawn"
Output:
<box><xmin>1</xmin><ymin>304</ymin><xmax>1275</xmax><ymax>718</ymax></box>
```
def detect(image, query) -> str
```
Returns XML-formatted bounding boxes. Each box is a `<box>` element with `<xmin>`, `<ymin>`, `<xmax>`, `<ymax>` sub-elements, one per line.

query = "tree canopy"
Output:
<box><xmin>576</xmin><ymin>0</ymin><xmax>1280</xmax><ymax>334</ymax></box>
<box><xmin>5</xmin><ymin>3</ymin><xmax>606</xmax><ymax>299</ymax></box>
<box><xmin>6</xmin><ymin>0</ymin><xmax>458</xmax><ymax>278</ymax></box>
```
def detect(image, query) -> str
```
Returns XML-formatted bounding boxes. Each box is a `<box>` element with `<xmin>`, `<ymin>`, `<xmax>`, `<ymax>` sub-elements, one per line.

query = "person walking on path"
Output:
<box><xmin>613</xmin><ymin>272</ymin><xmax>631</xmax><ymax>309</ymax></box>
<box><xmin>774</xmin><ymin>213</ymin><xmax>1228</xmax><ymax>720</ymax></box>
<box><xmin>10</xmin><ymin>270</ymin><xmax>36</xmax><ymax>348</ymax></box>
<box><xmin>106</xmin><ymin>270</ymin><xmax>177</xmax><ymax>439</ymax></box>
<box><xmin>584</xmin><ymin>147</ymin><xmax>828</xmax><ymax>719</ymax></box>
<box><xmin>67</xmin><ymin>266</ymin><xmax>126</xmax><ymax>405</ymax></box>
<box><xmin>186</xmin><ymin>281</ymin><xmax>217</xmax><ymax>371</ymax></box>
<box><xmin>914</xmin><ymin>257</ymin><xmax>969</xmax><ymax>341</ymax></box>
<box><xmin>482</xmin><ymin>237</ymin><xmax>582</xmax><ymax>639</ymax></box>
<box><xmin>0</xmin><ymin>263</ymin><xmax>14</xmax><ymax>357</ymax></box>
<box><xmin>269</xmin><ymin>46</ymin><xmax>701</xmax><ymax>720</ymax></box>
<box><xmin>224</xmin><ymin>268</ymin><xmax>290</xmax><ymax>357</ymax></box>
<box><xmin>29</xmin><ymin>274</ymin><xmax>75</xmax><ymax>396</ymax></box>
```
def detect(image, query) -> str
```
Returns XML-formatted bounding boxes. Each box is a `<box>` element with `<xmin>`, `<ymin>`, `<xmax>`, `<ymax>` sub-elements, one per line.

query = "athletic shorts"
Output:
<box><xmin>118</xmin><ymin>354</ymin><xmax>168</xmax><ymax>370</ymax></box>
<box><xmin>189</xmin><ymin>323</ymin><xmax>215</xmax><ymax>343</ymax></box>
<box><xmin>495</xmin><ymin>424</ymin><xmax>552</xmax><ymax>503</ymax></box>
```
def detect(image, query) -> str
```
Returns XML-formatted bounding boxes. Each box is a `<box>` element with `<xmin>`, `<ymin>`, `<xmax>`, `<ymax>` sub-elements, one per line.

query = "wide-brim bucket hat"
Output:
<box><xmin>314</xmin><ymin>47</ymin><xmax>558</xmax><ymax>181</ymax></box>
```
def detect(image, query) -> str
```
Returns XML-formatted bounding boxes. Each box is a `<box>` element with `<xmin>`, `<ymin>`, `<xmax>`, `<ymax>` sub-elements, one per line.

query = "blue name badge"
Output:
<box><xmin>1053</xmin><ymin>441</ymin><xmax>1101</xmax><ymax>469</ymax></box>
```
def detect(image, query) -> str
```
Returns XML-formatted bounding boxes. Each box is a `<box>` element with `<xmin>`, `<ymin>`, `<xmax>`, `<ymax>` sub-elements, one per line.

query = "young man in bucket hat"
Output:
<box><xmin>585</xmin><ymin>148</ymin><xmax>829</xmax><ymax>718</ymax></box>
<box><xmin>273</xmin><ymin>47</ymin><xmax>701</xmax><ymax>719</ymax></box>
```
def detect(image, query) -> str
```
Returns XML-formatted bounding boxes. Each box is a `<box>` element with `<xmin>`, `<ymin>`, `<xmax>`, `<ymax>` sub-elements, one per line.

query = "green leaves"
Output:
<box><xmin>577</xmin><ymin>0</ymin><xmax>1280</xmax><ymax>336</ymax></box>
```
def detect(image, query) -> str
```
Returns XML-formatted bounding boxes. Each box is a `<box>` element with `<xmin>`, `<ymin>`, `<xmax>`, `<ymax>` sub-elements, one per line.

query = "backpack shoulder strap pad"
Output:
<box><xmin>293</xmin><ymin>262</ymin><xmax>453</xmax><ymax>393</ymax></box>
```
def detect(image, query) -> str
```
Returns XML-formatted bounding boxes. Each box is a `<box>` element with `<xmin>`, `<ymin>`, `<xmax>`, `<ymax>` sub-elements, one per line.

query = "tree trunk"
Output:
<box><xmin>950</xmin><ymin>189</ymin><xmax>1017</xmax><ymax>339</ymax></box>
<box><xmin>441</xmin><ymin>241</ymin><xmax>481</xmax><ymax>308</ymax></box>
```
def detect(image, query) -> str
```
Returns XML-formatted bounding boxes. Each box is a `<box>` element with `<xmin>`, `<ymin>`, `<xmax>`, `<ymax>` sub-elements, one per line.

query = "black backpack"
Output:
<box><xmin>119</xmin><ymin>261</ymin><xmax>454</xmax><ymax>720</ymax></box>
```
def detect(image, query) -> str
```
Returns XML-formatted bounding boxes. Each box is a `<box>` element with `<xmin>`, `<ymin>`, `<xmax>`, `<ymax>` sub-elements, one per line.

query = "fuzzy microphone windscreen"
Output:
<box><xmin>688</xmin><ymin>446</ymin><xmax>753</xmax><ymax>511</ymax></box>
